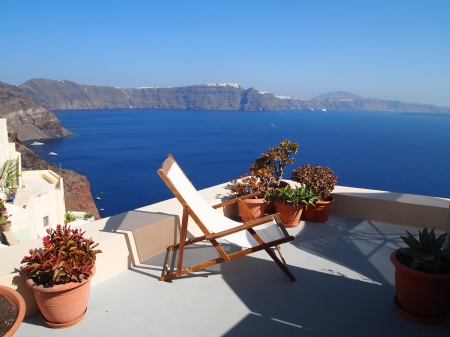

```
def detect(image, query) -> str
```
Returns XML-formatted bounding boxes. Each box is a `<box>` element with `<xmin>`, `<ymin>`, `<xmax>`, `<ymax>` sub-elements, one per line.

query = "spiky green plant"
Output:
<box><xmin>399</xmin><ymin>227</ymin><xmax>450</xmax><ymax>272</ymax></box>
<box><xmin>21</xmin><ymin>224</ymin><xmax>102</xmax><ymax>286</ymax></box>
<box><xmin>275</xmin><ymin>185</ymin><xmax>319</xmax><ymax>208</ymax></box>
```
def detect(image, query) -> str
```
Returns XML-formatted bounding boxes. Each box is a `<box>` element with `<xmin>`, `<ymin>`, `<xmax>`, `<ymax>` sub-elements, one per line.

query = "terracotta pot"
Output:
<box><xmin>238</xmin><ymin>198</ymin><xmax>267</xmax><ymax>222</ymax></box>
<box><xmin>265</xmin><ymin>181</ymin><xmax>290</xmax><ymax>214</ymax></box>
<box><xmin>26</xmin><ymin>266</ymin><xmax>95</xmax><ymax>328</ymax></box>
<box><xmin>265</xmin><ymin>202</ymin><xmax>276</xmax><ymax>214</ymax></box>
<box><xmin>0</xmin><ymin>285</ymin><xmax>26</xmax><ymax>337</ymax></box>
<box><xmin>390</xmin><ymin>250</ymin><xmax>450</xmax><ymax>324</ymax></box>
<box><xmin>1</xmin><ymin>221</ymin><xmax>12</xmax><ymax>232</ymax></box>
<box><xmin>275</xmin><ymin>201</ymin><xmax>303</xmax><ymax>227</ymax></box>
<box><xmin>303</xmin><ymin>197</ymin><xmax>335</xmax><ymax>222</ymax></box>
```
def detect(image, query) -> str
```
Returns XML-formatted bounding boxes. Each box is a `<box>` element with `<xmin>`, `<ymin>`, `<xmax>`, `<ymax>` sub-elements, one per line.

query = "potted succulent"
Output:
<box><xmin>0</xmin><ymin>285</ymin><xmax>26</xmax><ymax>337</ymax></box>
<box><xmin>250</xmin><ymin>139</ymin><xmax>299</xmax><ymax>188</ymax></box>
<box><xmin>390</xmin><ymin>227</ymin><xmax>450</xmax><ymax>324</ymax></box>
<box><xmin>251</xmin><ymin>139</ymin><xmax>299</xmax><ymax>213</ymax></box>
<box><xmin>270</xmin><ymin>185</ymin><xmax>319</xmax><ymax>227</ymax></box>
<box><xmin>227</xmin><ymin>168</ymin><xmax>274</xmax><ymax>222</ymax></box>
<box><xmin>291</xmin><ymin>164</ymin><xmax>338</xmax><ymax>222</ymax></box>
<box><xmin>21</xmin><ymin>224</ymin><xmax>102</xmax><ymax>328</ymax></box>
<box><xmin>0</xmin><ymin>198</ymin><xmax>12</xmax><ymax>232</ymax></box>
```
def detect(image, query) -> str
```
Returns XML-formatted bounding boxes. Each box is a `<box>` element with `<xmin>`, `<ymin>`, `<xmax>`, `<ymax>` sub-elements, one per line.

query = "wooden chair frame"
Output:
<box><xmin>157</xmin><ymin>154</ymin><xmax>296</xmax><ymax>282</ymax></box>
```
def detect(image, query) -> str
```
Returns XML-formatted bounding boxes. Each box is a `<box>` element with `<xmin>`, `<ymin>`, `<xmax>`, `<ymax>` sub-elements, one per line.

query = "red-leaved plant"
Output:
<box><xmin>21</xmin><ymin>224</ymin><xmax>102</xmax><ymax>286</ymax></box>
<box><xmin>0</xmin><ymin>198</ymin><xmax>11</xmax><ymax>226</ymax></box>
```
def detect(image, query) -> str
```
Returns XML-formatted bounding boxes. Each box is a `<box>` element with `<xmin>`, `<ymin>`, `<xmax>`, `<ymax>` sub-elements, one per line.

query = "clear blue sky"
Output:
<box><xmin>1</xmin><ymin>1</ymin><xmax>449</xmax><ymax>107</ymax></box>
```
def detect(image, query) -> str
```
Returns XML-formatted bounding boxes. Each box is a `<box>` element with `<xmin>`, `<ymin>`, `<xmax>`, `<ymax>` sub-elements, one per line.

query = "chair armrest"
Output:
<box><xmin>212</xmin><ymin>191</ymin><xmax>261</xmax><ymax>209</ymax></box>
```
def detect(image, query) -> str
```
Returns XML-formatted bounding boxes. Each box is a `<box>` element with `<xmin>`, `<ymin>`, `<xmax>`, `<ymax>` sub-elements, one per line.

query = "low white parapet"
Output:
<box><xmin>332</xmin><ymin>186</ymin><xmax>449</xmax><ymax>231</ymax></box>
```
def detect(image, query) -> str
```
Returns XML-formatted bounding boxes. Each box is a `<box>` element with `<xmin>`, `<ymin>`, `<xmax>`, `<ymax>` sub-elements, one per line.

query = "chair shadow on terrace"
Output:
<box><xmin>136</xmin><ymin>213</ymin><xmax>450</xmax><ymax>336</ymax></box>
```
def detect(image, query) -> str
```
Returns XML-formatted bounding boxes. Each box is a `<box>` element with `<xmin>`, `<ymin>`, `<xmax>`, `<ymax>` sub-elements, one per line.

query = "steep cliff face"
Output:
<box><xmin>20</xmin><ymin>78</ymin><xmax>450</xmax><ymax>113</ymax></box>
<box><xmin>0</xmin><ymin>81</ymin><xmax>73</xmax><ymax>141</ymax></box>
<box><xmin>0</xmin><ymin>83</ymin><xmax>100</xmax><ymax>220</ymax></box>
<box><xmin>20</xmin><ymin>79</ymin><xmax>298</xmax><ymax>111</ymax></box>
<box><xmin>10</xmin><ymin>133</ymin><xmax>100</xmax><ymax>220</ymax></box>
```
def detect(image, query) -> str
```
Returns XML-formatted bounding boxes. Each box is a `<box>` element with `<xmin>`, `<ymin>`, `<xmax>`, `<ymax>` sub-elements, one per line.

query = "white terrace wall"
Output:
<box><xmin>0</xmin><ymin>119</ymin><xmax>9</xmax><ymax>167</ymax></box>
<box><xmin>9</xmin><ymin>173</ymin><xmax>65</xmax><ymax>242</ymax></box>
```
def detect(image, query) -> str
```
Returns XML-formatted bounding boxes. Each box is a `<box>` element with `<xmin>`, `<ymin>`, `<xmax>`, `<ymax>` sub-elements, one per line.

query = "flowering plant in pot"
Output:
<box><xmin>291</xmin><ymin>164</ymin><xmax>338</xmax><ymax>222</ymax></box>
<box><xmin>390</xmin><ymin>227</ymin><xmax>450</xmax><ymax>324</ymax></box>
<box><xmin>227</xmin><ymin>168</ymin><xmax>275</xmax><ymax>221</ymax></box>
<box><xmin>21</xmin><ymin>224</ymin><xmax>102</xmax><ymax>328</ymax></box>
<box><xmin>270</xmin><ymin>185</ymin><xmax>319</xmax><ymax>227</ymax></box>
<box><xmin>0</xmin><ymin>198</ymin><xmax>12</xmax><ymax>232</ymax></box>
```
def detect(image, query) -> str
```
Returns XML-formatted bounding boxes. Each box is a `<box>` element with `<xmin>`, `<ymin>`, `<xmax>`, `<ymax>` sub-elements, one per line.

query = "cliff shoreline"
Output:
<box><xmin>19</xmin><ymin>78</ymin><xmax>450</xmax><ymax>114</ymax></box>
<box><xmin>1</xmin><ymin>81</ymin><xmax>100</xmax><ymax>219</ymax></box>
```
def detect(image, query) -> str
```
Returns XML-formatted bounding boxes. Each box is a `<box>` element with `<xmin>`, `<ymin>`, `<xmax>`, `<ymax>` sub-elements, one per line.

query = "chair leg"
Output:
<box><xmin>275</xmin><ymin>245</ymin><xmax>288</xmax><ymax>267</ymax></box>
<box><xmin>176</xmin><ymin>205</ymin><xmax>190</xmax><ymax>277</ymax></box>
<box><xmin>264</xmin><ymin>245</ymin><xmax>296</xmax><ymax>282</ymax></box>
<box><xmin>247</xmin><ymin>228</ymin><xmax>296</xmax><ymax>282</ymax></box>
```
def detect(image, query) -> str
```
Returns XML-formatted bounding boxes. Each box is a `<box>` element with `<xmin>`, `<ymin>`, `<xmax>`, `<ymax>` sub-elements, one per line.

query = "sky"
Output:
<box><xmin>1</xmin><ymin>1</ymin><xmax>450</xmax><ymax>107</ymax></box>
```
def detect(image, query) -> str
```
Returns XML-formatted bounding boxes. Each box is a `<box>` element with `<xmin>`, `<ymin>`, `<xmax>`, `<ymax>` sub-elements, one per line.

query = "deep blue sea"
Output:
<box><xmin>24</xmin><ymin>109</ymin><xmax>450</xmax><ymax>218</ymax></box>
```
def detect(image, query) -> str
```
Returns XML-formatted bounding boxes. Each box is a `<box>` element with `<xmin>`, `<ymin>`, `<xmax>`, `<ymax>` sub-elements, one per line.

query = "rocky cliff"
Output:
<box><xmin>9</xmin><ymin>132</ymin><xmax>100</xmax><ymax>220</ymax></box>
<box><xmin>0</xmin><ymin>81</ymin><xmax>73</xmax><ymax>141</ymax></box>
<box><xmin>0</xmin><ymin>82</ymin><xmax>100</xmax><ymax>219</ymax></box>
<box><xmin>19</xmin><ymin>78</ymin><xmax>450</xmax><ymax>113</ymax></box>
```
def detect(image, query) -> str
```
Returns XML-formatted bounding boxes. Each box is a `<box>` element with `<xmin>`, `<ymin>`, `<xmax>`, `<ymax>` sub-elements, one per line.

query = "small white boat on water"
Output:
<box><xmin>96</xmin><ymin>197</ymin><xmax>101</xmax><ymax>200</ymax></box>
<box><xmin>31</xmin><ymin>141</ymin><xmax>44</xmax><ymax>145</ymax></box>
<box><xmin>322</xmin><ymin>109</ymin><xmax>327</xmax><ymax>112</ymax></box>
<box><xmin>49</xmin><ymin>152</ymin><xmax>58</xmax><ymax>156</ymax></box>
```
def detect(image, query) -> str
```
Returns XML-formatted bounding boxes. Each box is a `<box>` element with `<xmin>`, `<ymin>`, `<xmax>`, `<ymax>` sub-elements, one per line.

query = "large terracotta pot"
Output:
<box><xmin>275</xmin><ymin>201</ymin><xmax>303</xmax><ymax>227</ymax></box>
<box><xmin>303</xmin><ymin>197</ymin><xmax>335</xmax><ymax>222</ymax></box>
<box><xmin>26</xmin><ymin>266</ymin><xmax>95</xmax><ymax>328</ymax></box>
<box><xmin>0</xmin><ymin>285</ymin><xmax>26</xmax><ymax>337</ymax></box>
<box><xmin>390</xmin><ymin>250</ymin><xmax>450</xmax><ymax>324</ymax></box>
<box><xmin>238</xmin><ymin>198</ymin><xmax>267</xmax><ymax>222</ymax></box>
<box><xmin>265</xmin><ymin>202</ymin><xmax>276</xmax><ymax>214</ymax></box>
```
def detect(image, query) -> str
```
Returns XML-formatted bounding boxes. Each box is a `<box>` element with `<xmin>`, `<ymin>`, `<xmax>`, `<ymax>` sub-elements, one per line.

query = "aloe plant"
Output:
<box><xmin>275</xmin><ymin>185</ymin><xmax>319</xmax><ymax>208</ymax></box>
<box><xmin>399</xmin><ymin>227</ymin><xmax>450</xmax><ymax>272</ymax></box>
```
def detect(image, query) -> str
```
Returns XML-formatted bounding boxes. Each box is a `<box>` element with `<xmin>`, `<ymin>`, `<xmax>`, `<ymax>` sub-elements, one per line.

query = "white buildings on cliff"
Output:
<box><xmin>0</xmin><ymin>118</ymin><xmax>66</xmax><ymax>245</ymax></box>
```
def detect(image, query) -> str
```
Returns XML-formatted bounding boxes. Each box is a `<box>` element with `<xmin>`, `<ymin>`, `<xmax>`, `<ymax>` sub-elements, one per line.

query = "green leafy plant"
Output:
<box><xmin>399</xmin><ymin>227</ymin><xmax>450</xmax><ymax>272</ymax></box>
<box><xmin>274</xmin><ymin>185</ymin><xmax>319</xmax><ymax>208</ymax></box>
<box><xmin>250</xmin><ymin>139</ymin><xmax>299</xmax><ymax>187</ymax></box>
<box><xmin>291</xmin><ymin>164</ymin><xmax>338</xmax><ymax>201</ymax></box>
<box><xmin>83</xmin><ymin>211</ymin><xmax>93</xmax><ymax>220</ymax></box>
<box><xmin>64</xmin><ymin>211</ymin><xmax>76</xmax><ymax>224</ymax></box>
<box><xmin>21</xmin><ymin>224</ymin><xmax>102</xmax><ymax>286</ymax></box>
<box><xmin>265</xmin><ymin>188</ymin><xmax>279</xmax><ymax>205</ymax></box>
<box><xmin>5</xmin><ymin>160</ymin><xmax>18</xmax><ymax>190</ymax></box>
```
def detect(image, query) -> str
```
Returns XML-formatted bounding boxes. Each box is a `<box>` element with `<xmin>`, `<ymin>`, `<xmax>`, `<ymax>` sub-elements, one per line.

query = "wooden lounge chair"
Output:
<box><xmin>157</xmin><ymin>154</ymin><xmax>296</xmax><ymax>282</ymax></box>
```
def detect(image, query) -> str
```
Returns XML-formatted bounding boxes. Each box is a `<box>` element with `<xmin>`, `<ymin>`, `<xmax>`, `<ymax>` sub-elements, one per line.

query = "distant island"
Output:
<box><xmin>19</xmin><ymin>78</ymin><xmax>450</xmax><ymax>113</ymax></box>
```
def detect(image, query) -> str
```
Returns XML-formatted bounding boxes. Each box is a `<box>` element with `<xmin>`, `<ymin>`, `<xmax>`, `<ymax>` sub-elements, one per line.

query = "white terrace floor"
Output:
<box><xmin>14</xmin><ymin>215</ymin><xmax>450</xmax><ymax>337</ymax></box>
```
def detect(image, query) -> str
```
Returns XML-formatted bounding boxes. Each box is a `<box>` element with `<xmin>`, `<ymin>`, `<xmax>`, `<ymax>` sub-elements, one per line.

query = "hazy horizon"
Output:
<box><xmin>1</xmin><ymin>1</ymin><xmax>449</xmax><ymax>107</ymax></box>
